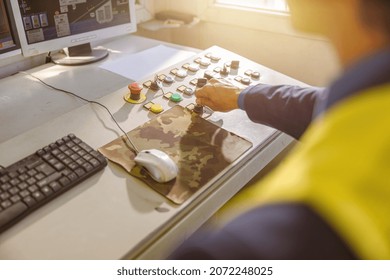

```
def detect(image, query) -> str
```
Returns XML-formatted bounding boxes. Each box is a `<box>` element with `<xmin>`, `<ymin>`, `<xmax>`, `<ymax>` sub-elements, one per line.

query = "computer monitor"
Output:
<box><xmin>0</xmin><ymin>0</ymin><xmax>20</xmax><ymax>59</ymax></box>
<box><xmin>11</xmin><ymin>0</ymin><xmax>137</xmax><ymax>65</ymax></box>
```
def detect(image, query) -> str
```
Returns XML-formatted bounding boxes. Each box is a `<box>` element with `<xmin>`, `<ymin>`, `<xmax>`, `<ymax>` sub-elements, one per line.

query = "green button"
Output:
<box><xmin>170</xmin><ymin>93</ymin><xmax>183</xmax><ymax>103</ymax></box>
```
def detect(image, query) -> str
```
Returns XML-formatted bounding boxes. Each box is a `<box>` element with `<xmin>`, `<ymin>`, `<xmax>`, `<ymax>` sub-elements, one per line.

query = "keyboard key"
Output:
<box><xmin>53</xmin><ymin>162</ymin><xmax>65</xmax><ymax>171</ymax></box>
<box><xmin>41</xmin><ymin>186</ymin><xmax>53</xmax><ymax>197</ymax></box>
<box><xmin>17</xmin><ymin>167</ymin><xmax>27</xmax><ymax>174</ymax></box>
<box><xmin>37</xmin><ymin>172</ymin><xmax>62</xmax><ymax>188</ymax></box>
<box><xmin>82</xmin><ymin>163</ymin><xmax>93</xmax><ymax>172</ymax></box>
<box><xmin>0</xmin><ymin>175</ymin><xmax>10</xmax><ymax>184</ymax></box>
<box><xmin>10</xmin><ymin>178</ymin><xmax>20</xmax><ymax>186</ymax></box>
<box><xmin>1</xmin><ymin>183</ymin><xmax>11</xmax><ymax>192</ymax></box>
<box><xmin>26</xmin><ymin>159</ymin><xmax>43</xmax><ymax>169</ymax></box>
<box><xmin>10</xmin><ymin>195</ymin><xmax>21</xmax><ymax>204</ymax></box>
<box><xmin>26</xmin><ymin>177</ymin><xmax>37</xmax><ymax>185</ymax></box>
<box><xmin>32</xmin><ymin>191</ymin><xmax>44</xmax><ymax>201</ymax></box>
<box><xmin>67</xmin><ymin>172</ymin><xmax>78</xmax><ymax>182</ymax></box>
<box><xmin>36</xmin><ymin>163</ymin><xmax>55</xmax><ymax>176</ymax></box>
<box><xmin>9</xmin><ymin>187</ymin><xmax>19</xmax><ymax>195</ymax></box>
<box><xmin>0</xmin><ymin>202</ymin><xmax>28</xmax><ymax>226</ymax></box>
<box><xmin>18</xmin><ymin>174</ymin><xmax>29</xmax><ymax>181</ymax></box>
<box><xmin>0</xmin><ymin>192</ymin><xmax>10</xmax><ymax>201</ymax></box>
<box><xmin>9</xmin><ymin>172</ymin><xmax>18</xmax><ymax>178</ymax></box>
<box><xmin>59</xmin><ymin>176</ymin><xmax>71</xmax><ymax>187</ymax></box>
<box><xmin>1</xmin><ymin>200</ymin><xmax>12</xmax><ymax>209</ymax></box>
<box><xmin>49</xmin><ymin>182</ymin><xmax>62</xmax><ymax>192</ymax></box>
<box><xmin>23</xmin><ymin>196</ymin><xmax>36</xmax><ymax>207</ymax></box>
<box><xmin>75</xmin><ymin>168</ymin><xmax>85</xmax><ymax>177</ymax></box>
<box><xmin>19</xmin><ymin>190</ymin><xmax>30</xmax><ymax>198</ymax></box>
<box><xmin>28</xmin><ymin>185</ymin><xmax>38</xmax><ymax>193</ymax></box>
<box><xmin>19</xmin><ymin>182</ymin><xmax>28</xmax><ymax>190</ymax></box>
<box><xmin>35</xmin><ymin>173</ymin><xmax>45</xmax><ymax>181</ymax></box>
<box><xmin>27</xmin><ymin>169</ymin><xmax>37</xmax><ymax>177</ymax></box>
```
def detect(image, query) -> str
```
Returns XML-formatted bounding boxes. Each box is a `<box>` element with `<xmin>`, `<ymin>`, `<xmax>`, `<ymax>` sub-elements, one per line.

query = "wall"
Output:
<box><xmin>0</xmin><ymin>0</ymin><xmax>341</xmax><ymax>86</ymax></box>
<box><xmin>136</xmin><ymin>0</ymin><xmax>341</xmax><ymax>86</ymax></box>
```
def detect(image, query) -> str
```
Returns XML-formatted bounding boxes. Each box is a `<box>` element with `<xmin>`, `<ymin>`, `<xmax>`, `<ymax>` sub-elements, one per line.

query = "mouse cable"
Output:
<box><xmin>19</xmin><ymin>71</ymin><xmax>139</xmax><ymax>154</ymax></box>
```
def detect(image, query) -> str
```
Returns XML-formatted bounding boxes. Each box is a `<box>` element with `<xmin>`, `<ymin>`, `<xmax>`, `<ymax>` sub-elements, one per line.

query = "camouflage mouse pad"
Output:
<box><xmin>98</xmin><ymin>105</ymin><xmax>252</xmax><ymax>204</ymax></box>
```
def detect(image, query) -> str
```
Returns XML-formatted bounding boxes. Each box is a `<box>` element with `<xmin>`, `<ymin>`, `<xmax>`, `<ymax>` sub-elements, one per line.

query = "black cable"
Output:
<box><xmin>21</xmin><ymin>72</ymin><xmax>139</xmax><ymax>153</ymax></box>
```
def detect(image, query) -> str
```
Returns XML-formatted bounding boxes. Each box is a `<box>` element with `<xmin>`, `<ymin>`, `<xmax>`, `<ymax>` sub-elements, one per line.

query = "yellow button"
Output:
<box><xmin>150</xmin><ymin>104</ymin><xmax>164</xmax><ymax>114</ymax></box>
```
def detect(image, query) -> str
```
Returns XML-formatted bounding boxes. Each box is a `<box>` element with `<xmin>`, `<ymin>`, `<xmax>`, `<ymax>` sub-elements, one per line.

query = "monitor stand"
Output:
<box><xmin>51</xmin><ymin>43</ymin><xmax>109</xmax><ymax>66</ymax></box>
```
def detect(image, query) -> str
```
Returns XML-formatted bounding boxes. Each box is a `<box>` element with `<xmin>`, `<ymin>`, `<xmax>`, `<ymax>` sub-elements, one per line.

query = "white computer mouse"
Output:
<box><xmin>134</xmin><ymin>149</ymin><xmax>178</xmax><ymax>183</ymax></box>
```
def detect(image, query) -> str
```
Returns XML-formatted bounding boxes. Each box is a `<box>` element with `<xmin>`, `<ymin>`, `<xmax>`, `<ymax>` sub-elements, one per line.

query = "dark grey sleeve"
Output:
<box><xmin>169</xmin><ymin>203</ymin><xmax>357</xmax><ymax>260</ymax></box>
<box><xmin>238</xmin><ymin>84</ymin><xmax>324</xmax><ymax>139</ymax></box>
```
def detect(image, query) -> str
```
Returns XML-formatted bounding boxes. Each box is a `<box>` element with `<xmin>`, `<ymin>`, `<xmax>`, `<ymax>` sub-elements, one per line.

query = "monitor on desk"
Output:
<box><xmin>11</xmin><ymin>0</ymin><xmax>137</xmax><ymax>65</ymax></box>
<box><xmin>0</xmin><ymin>0</ymin><xmax>20</xmax><ymax>59</ymax></box>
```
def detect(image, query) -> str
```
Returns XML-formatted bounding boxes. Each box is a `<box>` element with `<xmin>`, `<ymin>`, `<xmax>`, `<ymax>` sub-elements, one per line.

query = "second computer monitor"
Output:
<box><xmin>0</xmin><ymin>0</ymin><xmax>20</xmax><ymax>59</ymax></box>
<box><xmin>11</xmin><ymin>0</ymin><xmax>137</xmax><ymax>65</ymax></box>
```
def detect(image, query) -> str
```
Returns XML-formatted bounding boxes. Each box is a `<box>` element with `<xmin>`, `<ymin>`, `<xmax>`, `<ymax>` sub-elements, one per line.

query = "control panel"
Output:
<box><xmin>123</xmin><ymin>45</ymin><xmax>262</xmax><ymax>121</ymax></box>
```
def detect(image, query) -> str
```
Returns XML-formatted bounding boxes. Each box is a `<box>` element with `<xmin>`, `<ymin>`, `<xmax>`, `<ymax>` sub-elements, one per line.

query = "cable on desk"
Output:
<box><xmin>19</xmin><ymin>71</ymin><xmax>139</xmax><ymax>154</ymax></box>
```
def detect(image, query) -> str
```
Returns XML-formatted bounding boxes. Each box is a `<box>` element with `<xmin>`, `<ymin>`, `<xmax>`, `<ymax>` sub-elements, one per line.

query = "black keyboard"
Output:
<box><xmin>0</xmin><ymin>134</ymin><xmax>107</xmax><ymax>233</ymax></box>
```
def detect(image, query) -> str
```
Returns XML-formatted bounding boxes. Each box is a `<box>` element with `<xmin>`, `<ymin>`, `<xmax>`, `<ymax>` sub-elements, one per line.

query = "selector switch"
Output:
<box><xmin>195</xmin><ymin>77</ymin><xmax>208</xmax><ymax>115</ymax></box>
<box><xmin>193</xmin><ymin>104</ymin><xmax>204</xmax><ymax>115</ymax></box>
<box><xmin>186</xmin><ymin>103</ymin><xmax>213</xmax><ymax>118</ymax></box>
<box><xmin>197</xmin><ymin>78</ymin><xmax>208</xmax><ymax>88</ymax></box>
<box><xmin>231</xmin><ymin>60</ymin><xmax>240</xmax><ymax>69</ymax></box>
<box><xmin>149</xmin><ymin>77</ymin><xmax>160</xmax><ymax>91</ymax></box>
<box><xmin>220</xmin><ymin>64</ymin><xmax>230</xmax><ymax>75</ymax></box>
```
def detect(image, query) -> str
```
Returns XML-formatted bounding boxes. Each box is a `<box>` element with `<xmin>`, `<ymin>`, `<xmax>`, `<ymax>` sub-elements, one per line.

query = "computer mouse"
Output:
<box><xmin>134</xmin><ymin>149</ymin><xmax>178</xmax><ymax>183</ymax></box>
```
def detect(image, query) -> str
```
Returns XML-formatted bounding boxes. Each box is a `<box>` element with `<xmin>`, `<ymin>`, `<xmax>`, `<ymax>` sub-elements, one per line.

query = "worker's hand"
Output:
<box><xmin>195</xmin><ymin>78</ymin><xmax>242</xmax><ymax>112</ymax></box>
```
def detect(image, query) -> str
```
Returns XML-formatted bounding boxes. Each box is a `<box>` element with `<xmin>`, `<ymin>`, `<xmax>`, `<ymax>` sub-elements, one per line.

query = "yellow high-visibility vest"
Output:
<box><xmin>228</xmin><ymin>84</ymin><xmax>390</xmax><ymax>259</ymax></box>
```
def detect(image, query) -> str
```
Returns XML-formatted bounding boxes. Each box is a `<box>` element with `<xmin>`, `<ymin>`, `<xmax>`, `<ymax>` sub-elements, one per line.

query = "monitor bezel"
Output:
<box><xmin>10</xmin><ymin>0</ymin><xmax>137</xmax><ymax>58</ymax></box>
<box><xmin>0</xmin><ymin>0</ymin><xmax>21</xmax><ymax>59</ymax></box>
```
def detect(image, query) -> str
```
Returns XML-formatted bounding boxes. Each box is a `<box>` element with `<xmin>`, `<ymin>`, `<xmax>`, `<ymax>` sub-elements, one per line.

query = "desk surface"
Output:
<box><xmin>0</xmin><ymin>35</ymin><xmax>301</xmax><ymax>259</ymax></box>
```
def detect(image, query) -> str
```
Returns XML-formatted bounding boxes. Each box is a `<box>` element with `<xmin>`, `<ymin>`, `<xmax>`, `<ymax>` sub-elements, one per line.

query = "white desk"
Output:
<box><xmin>0</xmin><ymin>35</ymin><xmax>300</xmax><ymax>259</ymax></box>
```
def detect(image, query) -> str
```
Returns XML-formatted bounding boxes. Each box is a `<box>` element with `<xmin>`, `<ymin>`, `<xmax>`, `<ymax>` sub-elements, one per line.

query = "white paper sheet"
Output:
<box><xmin>100</xmin><ymin>45</ymin><xmax>197</xmax><ymax>81</ymax></box>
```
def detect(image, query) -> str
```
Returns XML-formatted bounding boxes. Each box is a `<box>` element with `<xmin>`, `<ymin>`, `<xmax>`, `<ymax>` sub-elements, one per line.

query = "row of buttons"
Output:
<box><xmin>123</xmin><ymin>53</ymin><xmax>261</xmax><ymax>114</ymax></box>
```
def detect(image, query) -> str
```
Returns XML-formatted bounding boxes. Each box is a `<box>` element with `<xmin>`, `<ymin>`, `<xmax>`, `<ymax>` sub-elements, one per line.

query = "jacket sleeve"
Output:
<box><xmin>169</xmin><ymin>203</ymin><xmax>356</xmax><ymax>260</ymax></box>
<box><xmin>238</xmin><ymin>84</ymin><xmax>324</xmax><ymax>139</ymax></box>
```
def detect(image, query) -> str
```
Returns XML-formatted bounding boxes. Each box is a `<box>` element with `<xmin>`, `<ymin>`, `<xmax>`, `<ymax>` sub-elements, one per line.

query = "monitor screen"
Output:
<box><xmin>0</xmin><ymin>0</ymin><xmax>20</xmax><ymax>58</ymax></box>
<box><xmin>11</xmin><ymin>0</ymin><xmax>137</xmax><ymax>65</ymax></box>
